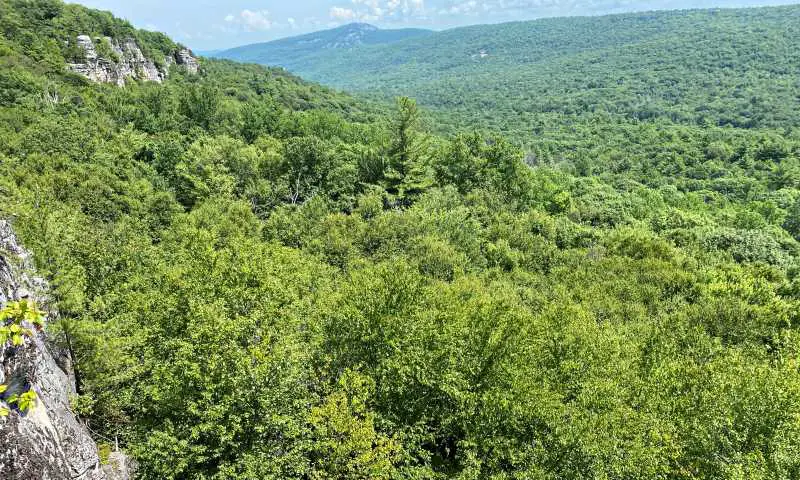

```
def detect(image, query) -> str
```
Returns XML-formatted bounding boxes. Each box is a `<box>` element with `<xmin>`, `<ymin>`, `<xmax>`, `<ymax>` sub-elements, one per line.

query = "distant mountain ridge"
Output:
<box><xmin>220</xmin><ymin>5</ymin><xmax>800</xmax><ymax>139</ymax></box>
<box><xmin>214</xmin><ymin>22</ymin><xmax>433</xmax><ymax>70</ymax></box>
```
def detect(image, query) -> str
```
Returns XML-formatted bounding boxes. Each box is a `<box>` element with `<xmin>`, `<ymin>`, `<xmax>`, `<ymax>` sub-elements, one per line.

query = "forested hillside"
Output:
<box><xmin>2</xmin><ymin>0</ymin><xmax>800</xmax><ymax>479</ymax></box>
<box><xmin>222</xmin><ymin>6</ymin><xmax>800</xmax><ymax>138</ymax></box>
<box><xmin>216</xmin><ymin>23</ymin><xmax>433</xmax><ymax>70</ymax></box>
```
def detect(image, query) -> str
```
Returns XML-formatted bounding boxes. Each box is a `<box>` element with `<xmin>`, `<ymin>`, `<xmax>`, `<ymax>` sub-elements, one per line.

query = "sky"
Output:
<box><xmin>71</xmin><ymin>0</ymin><xmax>800</xmax><ymax>50</ymax></box>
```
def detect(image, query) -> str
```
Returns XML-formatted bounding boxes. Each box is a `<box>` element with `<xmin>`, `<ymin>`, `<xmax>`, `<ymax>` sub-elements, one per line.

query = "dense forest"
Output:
<box><xmin>217</xmin><ymin>7</ymin><xmax>800</xmax><ymax>140</ymax></box>
<box><xmin>2</xmin><ymin>0</ymin><xmax>800</xmax><ymax>479</ymax></box>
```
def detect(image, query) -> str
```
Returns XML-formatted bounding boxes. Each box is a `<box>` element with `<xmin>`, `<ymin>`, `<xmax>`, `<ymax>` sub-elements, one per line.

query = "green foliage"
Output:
<box><xmin>97</xmin><ymin>443</ymin><xmax>112</xmax><ymax>465</ymax></box>
<box><xmin>93</xmin><ymin>37</ymin><xmax>119</xmax><ymax>62</ymax></box>
<box><xmin>0</xmin><ymin>384</ymin><xmax>7</xmax><ymax>416</ymax></box>
<box><xmin>307</xmin><ymin>371</ymin><xmax>400</xmax><ymax>479</ymax></box>
<box><xmin>385</xmin><ymin>97</ymin><xmax>432</xmax><ymax>202</ymax></box>
<box><xmin>0</xmin><ymin>300</ymin><xmax>45</xmax><ymax>346</ymax></box>
<box><xmin>2</xmin><ymin>1</ymin><xmax>800</xmax><ymax>479</ymax></box>
<box><xmin>0</xmin><ymin>301</ymin><xmax>44</xmax><ymax>417</ymax></box>
<box><xmin>16</xmin><ymin>390</ymin><xmax>37</xmax><ymax>412</ymax></box>
<box><xmin>1</xmin><ymin>385</ymin><xmax>39</xmax><ymax>415</ymax></box>
<box><xmin>0</xmin><ymin>0</ymin><xmax>178</xmax><ymax>70</ymax></box>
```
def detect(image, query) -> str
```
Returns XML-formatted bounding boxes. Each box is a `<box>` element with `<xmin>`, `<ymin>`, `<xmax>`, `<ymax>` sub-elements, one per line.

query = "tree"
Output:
<box><xmin>179</xmin><ymin>83</ymin><xmax>220</xmax><ymax>131</ymax></box>
<box><xmin>434</xmin><ymin>132</ymin><xmax>486</xmax><ymax>194</ymax></box>
<box><xmin>385</xmin><ymin>97</ymin><xmax>432</xmax><ymax>203</ymax></box>
<box><xmin>240</xmin><ymin>99</ymin><xmax>281</xmax><ymax>143</ymax></box>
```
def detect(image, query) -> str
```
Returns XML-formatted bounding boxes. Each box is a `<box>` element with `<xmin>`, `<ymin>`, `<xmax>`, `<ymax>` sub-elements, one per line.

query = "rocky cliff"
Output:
<box><xmin>67</xmin><ymin>35</ymin><xmax>198</xmax><ymax>86</ymax></box>
<box><xmin>0</xmin><ymin>221</ymin><xmax>108</xmax><ymax>479</ymax></box>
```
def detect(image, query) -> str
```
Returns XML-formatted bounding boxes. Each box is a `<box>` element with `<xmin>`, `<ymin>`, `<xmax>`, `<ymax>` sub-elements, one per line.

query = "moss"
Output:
<box><xmin>97</xmin><ymin>443</ymin><xmax>112</xmax><ymax>465</ymax></box>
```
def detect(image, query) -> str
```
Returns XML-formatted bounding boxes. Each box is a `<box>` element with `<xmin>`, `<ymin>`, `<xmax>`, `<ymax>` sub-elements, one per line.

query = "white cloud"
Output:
<box><xmin>329</xmin><ymin>0</ymin><xmax>426</xmax><ymax>22</ymax></box>
<box><xmin>224</xmin><ymin>9</ymin><xmax>273</xmax><ymax>31</ymax></box>
<box><xmin>330</xmin><ymin>6</ymin><xmax>358</xmax><ymax>20</ymax></box>
<box><xmin>438</xmin><ymin>0</ymin><xmax>481</xmax><ymax>15</ymax></box>
<box><xmin>241</xmin><ymin>9</ymin><xmax>273</xmax><ymax>31</ymax></box>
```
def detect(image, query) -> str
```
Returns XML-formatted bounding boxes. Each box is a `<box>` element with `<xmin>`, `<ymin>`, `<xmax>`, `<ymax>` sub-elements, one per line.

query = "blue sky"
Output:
<box><xmin>72</xmin><ymin>0</ymin><xmax>800</xmax><ymax>50</ymax></box>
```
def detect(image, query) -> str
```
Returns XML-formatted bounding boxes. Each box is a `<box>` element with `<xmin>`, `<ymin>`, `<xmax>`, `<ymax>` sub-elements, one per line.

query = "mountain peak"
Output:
<box><xmin>215</xmin><ymin>23</ymin><xmax>433</xmax><ymax>67</ymax></box>
<box><xmin>341</xmin><ymin>22</ymin><xmax>379</xmax><ymax>31</ymax></box>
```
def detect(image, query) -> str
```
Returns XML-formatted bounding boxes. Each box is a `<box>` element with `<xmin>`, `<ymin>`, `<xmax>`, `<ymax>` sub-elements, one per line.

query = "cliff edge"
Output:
<box><xmin>67</xmin><ymin>35</ymin><xmax>199</xmax><ymax>86</ymax></box>
<box><xmin>0</xmin><ymin>220</ymin><xmax>109</xmax><ymax>480</ymax></box>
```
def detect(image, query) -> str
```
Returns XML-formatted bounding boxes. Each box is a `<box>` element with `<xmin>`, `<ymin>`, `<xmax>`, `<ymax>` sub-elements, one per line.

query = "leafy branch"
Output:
<box><xmin>0</xmin><ymin>300</ymin><xmax>45</xmax><ymax>417</ymax></box>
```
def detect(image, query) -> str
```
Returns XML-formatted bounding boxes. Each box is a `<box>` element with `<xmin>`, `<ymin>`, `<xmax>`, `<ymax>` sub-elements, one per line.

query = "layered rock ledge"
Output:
<box><xmin>67</xmin><ymin>35</ymin><xmax>199</xmax><ymax>86</ymax></box>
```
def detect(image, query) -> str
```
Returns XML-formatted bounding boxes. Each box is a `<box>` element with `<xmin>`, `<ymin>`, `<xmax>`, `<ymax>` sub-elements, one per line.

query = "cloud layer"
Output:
<box><xmin>225</xmin><ymin>9</ymin><xmax>273</xmax><ymax>32</ymax></box>
<box><xmin>329</xmin><ymin>0</ymin><xmax>426</xmax><ymax>22</ymax></box>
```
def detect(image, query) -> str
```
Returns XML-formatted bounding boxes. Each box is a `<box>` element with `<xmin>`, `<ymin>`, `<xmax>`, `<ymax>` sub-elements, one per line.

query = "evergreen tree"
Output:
<box><xmin>385</xmin><ymin>97</ymin><xmax>432</xmax><ymax>203</ymax></box>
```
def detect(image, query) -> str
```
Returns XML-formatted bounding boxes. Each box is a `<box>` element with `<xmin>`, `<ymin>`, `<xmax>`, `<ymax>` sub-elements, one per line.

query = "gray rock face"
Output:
<box><xmin>175</xmin><ymin>48</ymin><xmax>200</xmax><ymax>74</ymax></box>
<box><xmin>102</xmin><ymin>452</ymin><xmax>137</xmax><ymax>480</ymax></box>
<box><xmin>67</xmin><ymin>35</ymin><xmax>199</xmax><ymax>86</ymax></box>
<box><xmin>0</xmin><ymin>220</ymin><xmax>107</xmax><ymax>479</ymax></box>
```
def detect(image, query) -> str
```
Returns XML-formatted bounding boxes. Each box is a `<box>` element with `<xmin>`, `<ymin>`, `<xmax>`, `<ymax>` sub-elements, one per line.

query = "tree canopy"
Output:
<box><xmin>2</xmin><ymin>1</ymin><xmax>800</xmax><ymax>479</ymax></box>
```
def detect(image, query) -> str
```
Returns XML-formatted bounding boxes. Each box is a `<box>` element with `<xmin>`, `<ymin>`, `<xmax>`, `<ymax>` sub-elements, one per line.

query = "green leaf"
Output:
<box><xmin>0</xmin><ymin>384</ymin><xmax>7</xmax><ymax>394</ymax></box>
<box><xmin>18</xmin><ymin>391</ymin><xmax>37</xmax><ymax>412</ymax></box>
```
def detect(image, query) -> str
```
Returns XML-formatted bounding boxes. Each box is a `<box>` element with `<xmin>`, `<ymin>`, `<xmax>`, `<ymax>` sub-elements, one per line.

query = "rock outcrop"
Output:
<box><xmin>175</xmin><ymin>48</ymin><xmax>200</xmax><ymax>75</ymax></box>
<box><xmin>102</xmin><ymin>452</ymin><xmax>137</xmax><ymax>480</ymax></box>
<box><xmin>0</xmin><ymin>221</ymin><xmax>107</xmax><ymax>479</ymax></box>
<box><xmin>67</xmin><ymin>35</ymin><xmax>199</xmax><ymax>86</ymax></box>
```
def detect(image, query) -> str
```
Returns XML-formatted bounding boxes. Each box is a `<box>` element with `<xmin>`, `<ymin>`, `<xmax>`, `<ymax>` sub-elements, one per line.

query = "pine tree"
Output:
<box><xmin>384</xmin><ymin>97</ymin><xmax>432</xmax><ymax>204</ymax></box>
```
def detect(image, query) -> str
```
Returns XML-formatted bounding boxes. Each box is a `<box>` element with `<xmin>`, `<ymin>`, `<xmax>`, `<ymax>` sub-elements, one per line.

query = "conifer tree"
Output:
<box><xmin>385</xmin><ymin>97</ymin><xmax>432</xmax><ymax>204</ymax></box>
